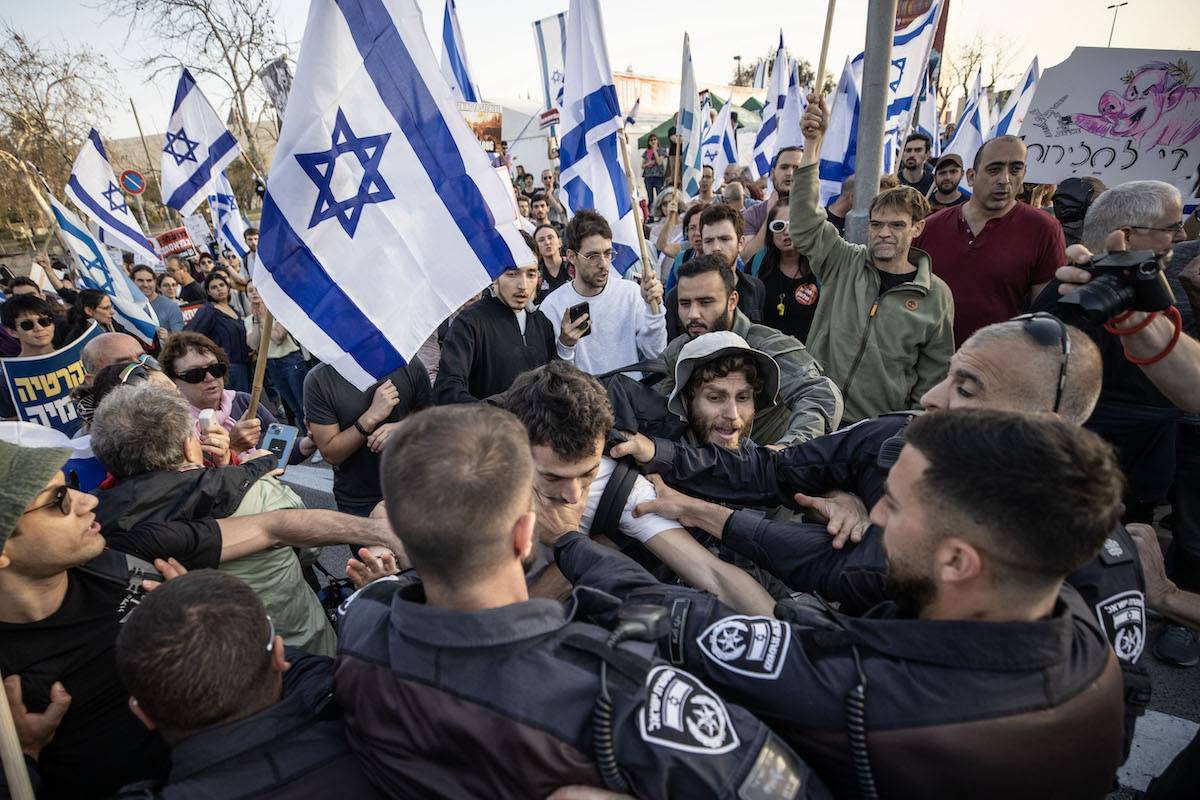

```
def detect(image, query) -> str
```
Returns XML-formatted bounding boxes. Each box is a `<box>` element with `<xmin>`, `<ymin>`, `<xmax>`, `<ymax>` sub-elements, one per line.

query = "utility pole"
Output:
<box><xmin>734</xmin><ymin>55</ymin><xmax>743</xmax><ymax>85</ymax></box>
<box><xmin>1106</xmin><ymin>2</ymin><xmax>1128</xmax><ymax>47</ymax></box>
<box><xmin>846</xmin><ymin>0</ymin><xmax>898</xmax><ymax>245</ymax></box>
<box><xmin>130</xmin><ymin>97</ymin><xmax>178</xmax><ymax>228</ymax></box>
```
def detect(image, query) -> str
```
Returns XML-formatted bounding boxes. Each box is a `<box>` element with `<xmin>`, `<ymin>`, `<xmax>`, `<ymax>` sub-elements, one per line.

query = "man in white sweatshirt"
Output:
<box><xmin>539</xmin><ymin>210</ymin><xmax>666</xmax><ymax>374</ymax></box>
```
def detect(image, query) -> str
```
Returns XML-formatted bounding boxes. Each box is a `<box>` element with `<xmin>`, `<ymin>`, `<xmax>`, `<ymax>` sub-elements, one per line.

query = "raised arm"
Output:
<box><xmin>216</xmin><ymin>509</ymin><xmax>403</xmax><ymax>563</ymax></box>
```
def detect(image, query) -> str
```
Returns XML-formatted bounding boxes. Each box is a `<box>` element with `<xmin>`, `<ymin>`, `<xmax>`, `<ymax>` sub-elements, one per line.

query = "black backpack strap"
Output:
<box><xmin>77</xmin><ymin>550</ymin><xmax>163</xmax><ymax>593</ymax></box>
<box><xmin>595</xmin><ymin>359</ymin><xmax>667</xmax><ymax>381</ymax></box>
<box><xmin>592</xmin><ymin>458</ymin><xmax>641</xmax><ymax>541</ymax></box>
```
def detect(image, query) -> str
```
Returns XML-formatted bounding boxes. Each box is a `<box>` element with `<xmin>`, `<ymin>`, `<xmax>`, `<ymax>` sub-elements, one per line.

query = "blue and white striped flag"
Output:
<box><xmin>944</xmin><ymin>69</ymin><xmax>990</xmax><ymax>185</ymax></box>
<box><xmin>752</xmin><ymin>59</ymin><xmax>768</xmax><ymax>90</ymax></box>
<box><xmin>558</xmin><ymin>0</ymin><xmax>642</xmax><ymax>274</ymax></box>
<box><xmin>775</xmin><ymin>60</ymin><xmax>806</xmax><ymax>153</ymax></box>
<box><xmin>701</xmin><ymin>100</ymin><xmax>737</xmax><ymax>185</ymax></box>
<box><xmin>208</xmin><ymin>172</ymin><xmax>249</xmax><ymax>261</ymax></box>
<box><xmin>255</xmin><ymin>0</ymin><xmax>533</xmax><ymax>390</ymax></box>
<box><xmin>65</xmin><ymin>130</ymin><xmax>160</xmax><ymax>265</ymax></box>
<box><xmin>48</xmin><ymin>193</ymin><xmax>159</xmax><ymax>343</ymax></box>
<box><xmin>161</xmin><ymin>68</ymin><xmax>241</xmax><ymax>215</ymax></box>
<box><xmin>916</xmin><ymin>70</ymin><xmax>941</xmax><ymax>158</ymax></box>
<box><xmin>532</xmin><ymin>12</ymin><xmax>568</xmax><ymax>118</ymax></box>
<box><xmin>819</xmin><ymin>57</ymin><xmax>862</xmax><ymax>204</ymax></box>
<box><xmin>624</xmin><ymin>97</ymin><xmax>641</xmax><ymax>127</ymax></box>
<box><xmin>752</xmin><ymin>33</ymin><xmax>789</xmax><ymax>179</ymax></box>
<box><xmin>677</xmin><ymin>33</ymin><xmax>704</xmax><ymax>198</ymax></box>
<box><xmin>991</xmin><ymin>56</ymin><xmax>1039</xmax><ymax>137</ymax></box>
<box><xmin>440</xmin><ymin>0</ymin><xmax>479</xmax><ymax>102</ymax></box>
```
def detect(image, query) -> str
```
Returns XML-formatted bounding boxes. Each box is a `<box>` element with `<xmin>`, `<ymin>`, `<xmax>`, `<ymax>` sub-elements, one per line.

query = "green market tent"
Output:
<box><xmin>636</xmin><ymin>93</ymin><xmax>763</xmax><ymax>149</ymax></box>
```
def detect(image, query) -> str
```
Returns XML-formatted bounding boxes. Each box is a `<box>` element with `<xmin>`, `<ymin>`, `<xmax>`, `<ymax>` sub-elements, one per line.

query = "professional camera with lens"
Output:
<box><xmin>1056</xmin><ymin>249</ymin><xmax>1176</xmax><ymax>327</ymax></box>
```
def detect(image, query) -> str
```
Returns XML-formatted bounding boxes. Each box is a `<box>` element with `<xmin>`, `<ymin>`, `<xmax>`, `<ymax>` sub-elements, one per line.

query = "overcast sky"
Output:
<box><xmin>6</xmin><ymin>0</ymin><xmax>1198</xmax><ymax>140</ymax></box>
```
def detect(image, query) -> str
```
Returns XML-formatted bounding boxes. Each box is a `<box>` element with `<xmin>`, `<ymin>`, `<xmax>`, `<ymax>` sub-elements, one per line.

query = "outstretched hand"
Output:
<box><xmin>794</xmin><ymin>490</ymin><xmax>870</xmax><ymax>549</ymax></box>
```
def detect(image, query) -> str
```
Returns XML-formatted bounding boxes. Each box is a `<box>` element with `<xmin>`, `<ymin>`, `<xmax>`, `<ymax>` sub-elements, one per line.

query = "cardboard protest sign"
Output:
<box><xmin>181</xmin><ymin>303</ymin><xmax>203</xmax><ymax>325</ymax></box>
<box><xmin>1020</xmin><ymin>48</ymin><xmax>1200</xmax><ymax>195</ymax></box>
<box><xmin>2</xmin><ymin>323</ymin><xmax>102</xmax><ymax>436</ymax></box>
<box><xmin>182</xmin><ymin>213</ymin><xmax>215</xmax><ymax>249</ymax></box>
<box><xmin>154</xmin><ymin>226</ymin><xmax>197</xmax><ymax>258</ymax></box>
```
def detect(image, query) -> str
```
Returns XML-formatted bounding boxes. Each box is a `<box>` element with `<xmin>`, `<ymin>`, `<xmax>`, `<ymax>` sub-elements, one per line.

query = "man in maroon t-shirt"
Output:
<box><xmin>915</xmin><ymin>135</ymin><xmax>1065</xmax><ymax>346</ymax></box>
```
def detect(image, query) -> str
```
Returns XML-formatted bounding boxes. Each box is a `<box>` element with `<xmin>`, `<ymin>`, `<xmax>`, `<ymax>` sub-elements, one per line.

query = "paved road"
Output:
<box><xmin>278</xmin><ymin>462</ymin><xmax>1199</xmax><ymax>795</ymax></box>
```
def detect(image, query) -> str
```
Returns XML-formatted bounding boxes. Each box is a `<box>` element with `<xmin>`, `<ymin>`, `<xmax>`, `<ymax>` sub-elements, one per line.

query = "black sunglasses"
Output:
<box><xmin>173</xmin><ymin>362</ymin><xmax>228</xmax><ymax>384</ymax></box>
<box><xmin>768</xmin><ymin>219</ymin><xmax>789</xmax><ymax>234</ymax></box>
<box><xmin>17</xmin><ymin>316</ymin><xmax>54</xmax><ymax>332</ymax></box>
<box><xmin>1012</xmin><ymin>313</ymin><xmax>1070</xmax><ymax>415</ymax></box>
<box><xmin>21</xmin><ymin>473</ymin><xmax>80</xmax><ymax>518</ymax></box>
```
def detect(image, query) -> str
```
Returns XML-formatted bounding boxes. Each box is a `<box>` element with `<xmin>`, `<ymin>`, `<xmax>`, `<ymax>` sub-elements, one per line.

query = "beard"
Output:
<box><xmin>883</xmin><ymin>562</ymin><xmax>938</xmax><ymax>618</ymax></box>
<box><xmin>686</xmin><ymin>309</ymin><xmax>733</xmax><ymax>338</ymax></box>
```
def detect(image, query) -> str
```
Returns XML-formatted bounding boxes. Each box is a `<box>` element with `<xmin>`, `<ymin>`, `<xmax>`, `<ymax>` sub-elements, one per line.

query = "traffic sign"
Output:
<box><xmin>119</xmin><ymin>169</ymin><xmax>146</xmax><ymax>195</ymax></box>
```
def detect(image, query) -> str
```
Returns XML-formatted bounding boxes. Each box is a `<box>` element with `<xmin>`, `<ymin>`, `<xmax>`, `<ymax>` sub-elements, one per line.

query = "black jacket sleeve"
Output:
<box><xmin>432</xmin><ymin>314</ymin><xmax>481</xmax><ymax>405</ymax></box>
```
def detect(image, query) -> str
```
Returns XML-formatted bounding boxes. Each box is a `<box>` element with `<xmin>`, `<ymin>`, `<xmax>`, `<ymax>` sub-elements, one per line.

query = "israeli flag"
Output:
<box><xmin>208</xmin><ymin>172</ymin><xmax>249</xmax><ymax>261</ymax></box>
<box><xmin>752</xmin><ymin>33</ymin><xmax>789</xmax><ymax>180</ymax></box>
<box><xmin>624</xmin><ymin>97</ymin><xmax>641</xmax><ymax>128</ymax></box>
<box><xmin>944</xmin><ymin>69</ymin><xmax>990</xmax><ymax>184</ymax></box>
<box><xmin>65</xmin><ymin>130</ymin><xmax>159</xmax><ymax>265</ymax></box>
<box><xmin>915</xmin><ymin>70</ymin><xmax>941</xmax><ymax>158</ymax></box>
<box><xmin>255</xmin><ymin>0</ymin><xmax>533</xmax><ymax>390</ymax></box>
<box><xmin>558</xmin><ymin>0</ymin><xmax>642</xmax><ymax>274</ymax></box>
<box><xmin>700</xmin><ymin>101</ymin><xmax>737</xmax><ymax>185</ymax></box>
<box><xmin>440</xmin><ymin>0</ymin><xmax>479</xmax><ymax>102</ymax></box>
<box><xmin>161</xmin><ymin>68</ymin><xmax>242</xmax><ymax>215</ymax></box>
<box><xmin>775</xmin><ymin>60</ymin><xmax>807</xmax><ymax>152</ymax></box>
<box><xmin>752</xmin><ymin>59</ymin><xmax>768</xmax><ymax>90</ymax></box>
<box><xmin>48</xmin><ymin>194</ymin><xmax>159</xmax><ymax>343</ymax></box>
<box><xmin>991</xmin><ymin>56</ymin><xmax>1039</xmax><ymax>137</ymax></box>
<box><xmin>819</xmin><ymin>57</ymin><xmax>862</xmax><ymax>204</ymax></box>
<box><xmin>677</xmin><ymin>33</ymin><xmax>704</xmax><ymax>198</ymax></box>
<box><xmin>532</xmin><ymin>12</ymin><xmax>568</xmax><ymax>118</ymax></box>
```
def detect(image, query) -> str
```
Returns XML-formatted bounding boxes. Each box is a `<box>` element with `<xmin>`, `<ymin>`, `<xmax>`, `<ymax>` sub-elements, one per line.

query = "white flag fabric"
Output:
<box><xmin>819</xmin><ymin>57</ymin><xmax>862</xmax><ymax>205</ymax></box>
<box><xmin>991</xmin><ymin>57</ymin><xmax>1039</xmax><ymax>137</ymax></box>
<box><xmin>916</xmin><ymin>70</ymin><xmax>941</xmax><ymax>158</ymax></box>
<box><xmin>677</xmin><ymin>33</ymin><xmax>704</xmax><ymax>198</ymax></box>
<box><xmin>776</xmin><ymin>61</ymin><xmax>807</xmax><ymax>153</ymax></box>
<box><xmin>557</xmin><ymin>0</ymin><xmax>642</xmax><ymax>274</ymax></box>
<box><xmin>440</xmin><ymin>0</ymin><xmax>480</xmax><ymax>102</ymax></box>
<box><xmin>48</xmin><ymin>194</ymin><xmax>159</xmax><ymax>343</ymax></box>
<box><xmin>700</xmin><ymin>101</ymin><xmax>737</xmax><ymax>187</ymax></box>
<box><xmin>532</xmin><ymin>12</ymin><xmax>568</xmax><ymax>117</ymax></box>
<box><xmin>752</xmin><ymin>59</ymin><xmax>768</xmax><ymax>90</ymax></box>
<box><xmin>944</xmin><ymin>69</ymin><xmax>991</xmax><ymax>184</ymax></box>
<box><xmin>752</xmin><ymin>33</ymin><xmax>789</xmax><ymax>179</ymax></box>
<box><xmin>208</xmin><ymin>172</ymin><xmax>250</xmax><ymax>261</ymax></box>
<box><xmin>160</xmin><ymin>68</ymin><xmax>242</xmax><ymax>215</ymax></box>
<box><xmin>255</xmin><ymin>0</ymin><xmax>534</xmax><ymax>390</ymax></box>
<box><xmin>65</xmin><ymin>130</ymin><xmax>160</xmax><ymax>265</ymax></box>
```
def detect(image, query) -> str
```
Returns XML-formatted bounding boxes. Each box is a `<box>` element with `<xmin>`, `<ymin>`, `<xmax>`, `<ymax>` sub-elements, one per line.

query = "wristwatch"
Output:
<box><xmin>354</xmin><ymin>419</ymin><xmax>373</xmax><ymax>436</ymax></box>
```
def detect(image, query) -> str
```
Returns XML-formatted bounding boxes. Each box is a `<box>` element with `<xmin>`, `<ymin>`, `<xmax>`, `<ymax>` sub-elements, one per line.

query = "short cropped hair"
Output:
<box><xmin>130</xmin><ymin>264</ymin><xmax>155</xmax><ymax>280</ymax></box>
<box><xmin>2</xmin><ymin>294</ymin><xmax>54</xmax><ymax>329</ymax></box>
<box><xmin>972</xmin><ymin>134</ymin><xmax>1025</xmax><ymax>173</ymax></box>
<box><xmin>869</xmin><ymin>185</ymin><xmax>931</xmax><ymax>223</ymax></box>
<box><xmin>529</xmin><ymin>192</ymin><xmax>549</xmax><ymax>206</ymax></box>
<box><xmin>160</xmin><ymin>332</ymin><xmax>228</xmax><ymax>379</ymax></box>
<box><xmin>906</xmin><ymin>409</ymin><xmax>1123</xmax><ymax>591</ymax></box>
<box><xmin>244</xmin><ymin>226</ymin><xmax>259</xmax><ymax>237</ymax></box>
<box><xmin>116</xmin><ymin>571</ymin><xmax>277</xmax><ymax>744</ymax></box>
<box><xmin>499</xmin><ymin>361</ymin><xmax>614</xmax><ymax>461</ymax></box>
<box><xmin>1082</xmin><ymin>180</ymin><xmax>1181</xmax><ymax>254</ymax></box>
<box><xmin>678</xmin><ymin>253</ymin><xmax>736</xmax><ymax>296</ymax></box>
<box><xmin>698</xmin><ymin>203</ymin><xmax>744</xmax><ymax>237</ymax></box>
<box><xmin>564</xmin><ymin>209</ymin><xmax>612</xmax><ymax>252</ymax></box>
<box><xmin>904</xmin><ymin>132</ymin><xmax>932</xmax><ymax>152</ymax></box>
<box><xmin>380</xmin><ymin>406</ymin><xmax>534</xmax><ymax>588</ymax></box>
<box><xmin>91</xmin><ymin>384</ymin><xmax>194</xmax><ymax>477</ymax></box>
<box><xmin>771</xmin><ymin>146</ymin><xmax>803</xmax><ymax>172</ymax></box>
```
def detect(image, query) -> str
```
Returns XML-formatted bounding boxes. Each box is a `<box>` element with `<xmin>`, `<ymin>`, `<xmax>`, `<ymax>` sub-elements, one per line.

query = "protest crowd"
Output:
<box><xmin>2</xmin><ymin>0</ymin><xmax>1200</xmax><ymax>798</ymax></box>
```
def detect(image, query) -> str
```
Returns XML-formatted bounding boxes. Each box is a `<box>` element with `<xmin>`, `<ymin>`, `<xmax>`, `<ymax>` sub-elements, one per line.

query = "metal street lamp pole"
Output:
<box><xmin>846</xmin><ymin>0</ymin><xmax>898</xmax><ymax>245</ymax></box>
<box><xmin>1106</xmin><ymin>2</ymin><xmax>1128</xmax><ymax>47</ymax></box>
<box><xmin>734</xmin><ymin>55</ymin><xmax>743</xmax><ymax>84</ymax></box>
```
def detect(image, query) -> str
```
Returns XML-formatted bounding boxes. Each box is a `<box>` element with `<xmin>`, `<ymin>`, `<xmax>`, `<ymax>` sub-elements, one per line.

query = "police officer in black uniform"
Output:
<box><xmin>612</xmin><ymin>315</ymin><xmax>1152</xmax><ymax>756</ymax></box>
<box><xmin>335</xmin><ymin>405</ymin><xmax>828</xmax><ymax>800</ymax></box>
<box><xmin>566</xmin><ymin>409</ymin><xmax>1130</xmax><ymax>799</ymax></box>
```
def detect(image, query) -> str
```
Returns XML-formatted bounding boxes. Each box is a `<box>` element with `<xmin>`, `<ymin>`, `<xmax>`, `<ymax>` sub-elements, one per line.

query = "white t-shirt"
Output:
<box><xmin>580</xmin><ymin>457</ymin><xmax>677</xmax><ymax>544</ymax></box>
<box><xmin>539</xmin><ymin>278</ymin><xmax>666</xmax><ymax>375</ymax></box>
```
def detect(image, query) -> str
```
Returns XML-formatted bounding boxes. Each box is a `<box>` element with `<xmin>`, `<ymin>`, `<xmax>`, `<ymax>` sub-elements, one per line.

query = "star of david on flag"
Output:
<box><xmin>163</xmin><ymin>127</ymin><xmax>201</xmax><ymax>166</ymax></box>
<box><xmin>101</xmin><ymin>181</ymin><xmax>128</xmax><ymax>214</ymax></box>
<box><xmin>254</xmin><ymin>0</ymin><xmax>532</xmax><ymax>391</ymax></box>
<box><xmin>160</xmin><ymin>68</ymin><xmax>242</xmax><ymax>214</ymax></box>
<box><xmin>295</xmin><ymin>108</ymin><xmax>395</xmax><ymax>238</ymax></box>
<box><xmin>65</xmin><ymin>129</ymin><xmax>160</xmax><ymax>265</ymax></box>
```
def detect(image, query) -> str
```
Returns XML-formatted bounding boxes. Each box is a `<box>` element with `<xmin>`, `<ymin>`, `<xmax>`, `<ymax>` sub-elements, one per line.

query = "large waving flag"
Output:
<box><xmin>48</xmin><ymin>194</ymin><xmax>159</xmax><ymax>343</ymax></box>
<box><xmin>532</xmin><ymin>11</ymin><xmax>568</xmax><ymax>119</ymax></box>
<box><xmin>440</xmin><ymin>0</ymin><xmax>479</xmax><ymax>102</ymax></box>
<box><xmin>255</xmin><ymin>0</ymin><xmax>532</xmax><ymax>390</ymax></box>
<box><xmin>991</xmin><ymin>56</ymin><xmax>1039</xmax><ymax>137</ymax></box>
<box><xmin>944</xmin><ymin>69</ymin><xmax>990</xmax><ymax>183</ymax></box>
<box><xmin>161</xmin><ymin>68</ymin><xmax>242</xmax><ymax>214</ymax></box>
<box><xmin>775</xmin><ymin>61</ymin><xmax>807</xmax><ymax>153</ymax></box>
<box><xmin>752</xmin><ymin>59</ymin><xmax>768</xmax><ymax>90</ymax></box>
<box><xmin>819</xmin><ymin>57</ymin><xmax>862</xmax><ymax>204</ymax></box>
<box><xmin>916</xmin><ymin>70</ymin><xmax>941</xmax><ymax>158</ymax></box>
<box><xmin>677</xmin><ymin>33</ymin><xmax>704</xmax><ymax>198</ymax></box>
<box><xmin>700</xmin><ymin>101</ymin><xmax>737</xmax><ymax>185</ymax></box>
<box><xmin>751</xmin><ymin>33</ymin><xmax>789</xmax><ymax>179</ymax></box>
<box><xmin>558</xmin><ymin>0</ymin><xmax>641</xmax><ymax>274</ymax></box>
<box><xmin>208</xmin><ymin>172</ymin><xmax>250</xmax><ymax>260</ymax></box>
<box><xmin>65</xmin><ymin>130</ymin><xmax>160</xmax><ymax>265</ymax></box>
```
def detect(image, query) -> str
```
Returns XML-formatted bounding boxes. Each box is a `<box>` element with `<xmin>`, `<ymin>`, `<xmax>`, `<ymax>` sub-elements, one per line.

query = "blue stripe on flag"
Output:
<box><xmin>596</xmin><ymin>133</ymin><xmax>631</xmax><ymax>218</ymax></box>
<box><xmin>172</xmin><ymin>69</ymin><xmax>196</xmax><ymax>115</ymax></box>
<box><xmin>534</xmin><ymin>20</ymin><xmax>552</xmax><ymax>109</ymax></box>
<box><xmin>164</xmin><ymin>131</ymin><xmax>239</xmax><ymax>210</ymax></box>
<box><xmin>564</xmin><ymin>175</ymin><xmax>595</xmax><ymax>212</ymax></box>
<box><xmin>336</xmin><ymin>0</ymin><xmax>513</xmax><ymax>279</ymax></box>
<box><xmin>258</xmin><ymin>193</ymin><xmax>405</xmax><ymax>377</ymax></box>
<box><xmin>558</xmin><ymin>84</ymin><xmax>621</xmax><ymax>173</ymax></box>
<box><xmin>66</xmin><ymin>175</ymin><xmax>158</xmax><ymax>253</ymax></box>
<box><xmin>442</xmin><ymin>1</ymin><xmax>478</xmax><ymax>102</ymax></box>
<box><xmin>88</xmin><ymin>130</ymin><xmax>109</xmax><ymax>160</ymax></box>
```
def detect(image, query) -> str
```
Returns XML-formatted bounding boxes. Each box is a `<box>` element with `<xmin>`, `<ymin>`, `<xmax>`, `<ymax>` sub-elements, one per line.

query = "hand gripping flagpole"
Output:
<box><xmin>617</xmin><ymin>129</ymin><xmax>661</xmax><ymax>313</ymax></box>
<box><xmin>815</xmin><ymin>0</ymin><xmax>837</xmax><ymax>95</ymax></box>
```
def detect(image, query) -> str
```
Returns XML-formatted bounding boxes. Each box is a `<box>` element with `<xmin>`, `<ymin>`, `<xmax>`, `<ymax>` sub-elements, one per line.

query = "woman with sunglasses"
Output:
<box><xmin>57</xmin><ymin>289</ymin><xmax>130</xmax><ymax>347</ymax></box>
<box><xmin>0</xmin><ymin>294</ymin><xmax>60</xmax><ymax>420</ymax></box>
<box><xmin>183</xmin><ymin>272</ymin><xmax>253</xmax><ymax>392</ymax></box>
<box><xmin>758</xmin><ymin>204</ymin><xmax>820</xmax><ymax>342</ymax></box>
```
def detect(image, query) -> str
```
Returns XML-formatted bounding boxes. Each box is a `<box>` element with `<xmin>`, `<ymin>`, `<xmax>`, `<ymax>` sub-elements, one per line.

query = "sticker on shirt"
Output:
<box><xmin>904</xmin><ymin>299</ymin><xmax>919</xmax><ymax>311</ymax></box>
<box><xmin>794</xmin><ymin>283</ymin><xmax>818</xmax><ymax>306</ymax></box>
<box><xmin>640</xmin><ymin>665</ymin><xmax>740</xmax><ymax>755</ymax></box>
<box><xmin>1095</xmin><ymin>590</ymin><xmax>1146</xmax><ymax>663</ymax></box>
<box><xmin>697</xmin><ymin>616</ymin><xmax>790</xmax><ymax>679</ymax></box>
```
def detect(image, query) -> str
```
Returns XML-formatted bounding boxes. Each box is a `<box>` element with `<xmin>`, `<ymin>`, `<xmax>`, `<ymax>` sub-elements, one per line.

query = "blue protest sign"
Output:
<box><xmin>2</xmin><ymin>323</ymin><xmax>103</xmax><ymax>436</ymax></box>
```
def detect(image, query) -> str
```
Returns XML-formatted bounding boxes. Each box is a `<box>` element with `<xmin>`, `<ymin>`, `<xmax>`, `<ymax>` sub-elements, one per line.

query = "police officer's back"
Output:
<box><xmin>336</xmin><ymin>405</ymin><xmax>826</xmax><ymax>799</ymax></box>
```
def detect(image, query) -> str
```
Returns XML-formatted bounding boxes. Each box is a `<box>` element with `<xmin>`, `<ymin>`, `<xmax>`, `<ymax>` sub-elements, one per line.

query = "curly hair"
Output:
<box><xmin>159</xmin><ymin>332</ymin><xmax>229</xmax><ymax>379</ymax></box>
<box><xmin>498</xmin><ymin>361</ymin><xmax>614</xmax><ymax>461</ymax></box>
<box><xmin>683</xmin><ymin>354</ymin><xmax>765</xmax><ymax>406</ymax></box>
<box><xmin>564</xmin><ymin>209</ymin><xmax>613</xmax><ymax>253</ymax></box>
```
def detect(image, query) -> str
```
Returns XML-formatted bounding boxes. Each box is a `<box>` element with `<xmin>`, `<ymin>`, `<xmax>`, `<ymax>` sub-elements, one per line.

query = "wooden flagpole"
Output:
<box><xmin>617</xmin><ymin>129</ymin><xmax>661</xmax><ymax>313</ymax></box>
<box><xmin>0</xmin><ymin>681</ymin><xmax>35</xmax><ymax>800</ymax></box>
<box><xmin>815</xmin><ymin>0</ymin><xmax>837</xmax><ymax>95</ymax></box>
<box><xmin>244</xmin><ymin>312</ymin><xmax>273</xmax><ymax>424</ymax></box>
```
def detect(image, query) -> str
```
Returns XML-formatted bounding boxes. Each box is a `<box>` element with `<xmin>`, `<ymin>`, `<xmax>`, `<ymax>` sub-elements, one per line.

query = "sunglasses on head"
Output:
<box><xmin>768</xmin><ymin>219</ymin><xmax>789</xmax><ymax>234</ymax></box>
<box><xmin>17</xmin><ymin>316</ymin><xmax>54</xmax><ymax>332</ymax></box>
<box><xmin>1011</xmin><ymin>313</ymin><xmax>1070</xmax><ymax>415</ymax></box>
<box><xmin>173</xmin><ymin>362</ymin><xmax>228</xmax><ymax>384</ymax></box>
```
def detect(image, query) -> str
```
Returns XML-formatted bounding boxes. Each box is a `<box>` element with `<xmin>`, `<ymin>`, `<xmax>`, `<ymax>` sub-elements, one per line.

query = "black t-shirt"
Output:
<box><xmin>102</xmin><ymin>519</ymin><xmax>224</xmax><ymax>569</ymax></box>
<box><xmin>303</xmin><ymin>360</ymin><xmax>431</xmax><ymax>511</ymax></box>
<box><xmin>536</xmin><ymin>261</ymin><xmax>571</xmax><ymax>305</ymax></box>
<box><xmin>929</xmin><ymin>192</ymin><xmax>968</xmax><ymax>210</ymax></box>
<box><xmin>178</xmin><ymin>281</ymin><xmax>207</xmax><ymax>305</ymax></box>
<box><xmin>0</xmin><ymin>565</ymin><xmax>169</xmax><ymax>799</ymax></box>
<box><xmin>761</xmin><ymin>266</ymin><xmax>820</xmax><ymax>342</ymax></box>
<box><xmin>0</xmin><ymin>362</ymin><xmax>16</xmax><ymax>419</ymax></box>
<box><xmin>899</xmin><ymin>165</ymin><xmax>934</xmax><ymax>196</ymax></box>
<box><xmin>877</xmin><ymin>268</ymin><xmax>917</xmax><ymax>294</ymax></box>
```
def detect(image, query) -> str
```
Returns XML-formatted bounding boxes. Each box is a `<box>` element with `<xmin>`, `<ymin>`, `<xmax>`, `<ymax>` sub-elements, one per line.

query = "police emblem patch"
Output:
<box><xmin>697</xmin><ymin>616</ymin><xmax>790</xmax><ymax>679</ymax></box>
<box><xmin>639</xmin><ymin>665</ymin><xmax>739</xmax><ymax>755</ymax></box>
<box><xmin>1095</xmin><ymin>590</ymin><xmax>1146</xmax><ymax>663</ymax></box>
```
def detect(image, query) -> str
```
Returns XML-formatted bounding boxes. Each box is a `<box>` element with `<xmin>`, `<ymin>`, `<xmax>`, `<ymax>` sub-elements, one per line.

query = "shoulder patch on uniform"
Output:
<box><xmin>1095</xmin><ymin>590</ymin><xmax>1146</xmax><ymax>663</ymax></box>
<box><xmin>739</xmin><ymin>734</ymin><xmax>804</xmax><ymax>800</ymax></box>
<box><xmin>668</xmin><ymin>598</ymin><xmax>691</xmax><ymax>665</ymax></box>
<box><xmin>639</xmin><ymin>665</ymin><xmax>740</xmax><ymax>755</ymax></box>
<box><xmin>1098</xmin><ymin>537</ymin><xmax>1132</xmax><ymax>566</ymax></box>
<box><xmin>697</xmin><ymin>616</ymin><xmax>790</xmax><ymax>679</ymax></box>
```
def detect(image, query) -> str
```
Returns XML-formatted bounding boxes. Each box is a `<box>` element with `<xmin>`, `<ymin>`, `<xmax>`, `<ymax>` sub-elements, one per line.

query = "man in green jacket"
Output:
<box><xmin>789</xmin><ymin>94</ymin><xmax>954</xmax><ymax>424</ymax></box>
